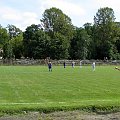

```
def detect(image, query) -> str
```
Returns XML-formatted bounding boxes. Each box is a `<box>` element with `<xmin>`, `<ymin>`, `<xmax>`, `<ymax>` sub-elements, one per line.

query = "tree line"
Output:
<box><xmin>0</xmin><ymin>7</ymin><xmax>120</xmax><ymax>60</ymax></box>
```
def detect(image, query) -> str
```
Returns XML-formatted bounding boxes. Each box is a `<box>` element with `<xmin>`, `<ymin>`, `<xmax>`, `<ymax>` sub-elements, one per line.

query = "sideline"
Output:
<box><xmin>0</xmin><ymin>99</ymin><xmax>119</xmax><ymax>105</ymax></box>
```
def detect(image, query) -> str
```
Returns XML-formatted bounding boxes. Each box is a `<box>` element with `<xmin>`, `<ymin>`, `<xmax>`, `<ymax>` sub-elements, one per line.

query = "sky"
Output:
<box><xmin>0</xmin><ymin>0</ymin><xmax>120</xmax><ymax>31</ymax></box>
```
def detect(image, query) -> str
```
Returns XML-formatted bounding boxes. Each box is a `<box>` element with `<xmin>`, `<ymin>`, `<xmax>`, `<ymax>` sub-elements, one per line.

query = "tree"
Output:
<box><xmin>70</xmin><ymin>27</ymin><xmax>91</xmax><ymax>59</ymax></box>
<box><xmin>3</xmin><ymin>25</ymin><xmax>23</xmax><ymax>59</ymax></box>
<box><xmin>23</xmin><ymin>24</ymin><xmax>51</xmax><ymax>59</ymax></box>
<box><xmin>50</xmin><ymin>32</ymin><xmax>69</xmax><ymax>59</ymax></box>
<box><xmin>0</xmin><ymin>25</ymin><xmax>9</xmax><ymax>47</ymax></box>
<box><xmin>41</xmin><ymin>7</ymin><xmax>74</xmax><ymax>59</ymax></box>
<box><xmin>0</xmin><ymin>25</ymin><xmax>9</xmax><ymax>58</ymax></box>
<box><xmin>113</xmin><ymin>22</ymin><xmax>120</xmax><ymax>59</ymax></box>
<box><xmin>83</xmin><ymin>23</ymin><xmax>95</xmax><ymax>59</ymax></box>
<box><xmin>94</xmin><ymin>7</ymin><xmax>117</xmax><ymax>59</ymax></box>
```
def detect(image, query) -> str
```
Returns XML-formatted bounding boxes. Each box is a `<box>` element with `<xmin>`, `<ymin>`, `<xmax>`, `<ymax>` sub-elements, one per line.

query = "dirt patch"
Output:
<box><xmin>0</xmin><ymin>111</ymin><xmax>120</xmax><ymax>120</ymax></box>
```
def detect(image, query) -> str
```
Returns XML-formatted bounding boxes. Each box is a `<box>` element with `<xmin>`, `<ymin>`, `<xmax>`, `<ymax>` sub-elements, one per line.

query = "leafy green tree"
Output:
<box><xmin>41</xmin><ymin>7</ymin><xmax>74</xmax><ymax>59</ymax></box>
<box><xmin>50</xmin><ymin>32</ymin><xmax>69</xmax><ymax>59</ymax></box>
<box><xmin>0</xmin><ymin>25</ymin><xmax>9</xmax><ymax>58</ymax></box>
<box><xmin>83</xmin><ymin>23</ymin><xmax>95</xmax><ymax>59</ymax></box>
<box><xmin>94</xmin><ymin>7</ymin><xmax>117</xmax><ymax>59</ymax></box>
<box><xmin>23</xmin><ymin>24</ymin><xmax>51</xmax><ymax>59</ymax></box>
<box><xmin>3</xmin><ymin>25</ymin><xmax>23</xmax><ymax>59</ymax></box>
<box><xmin>70</xmin><ymin>27</ymin><xmax>91</xmax><ymax>59</ymax></box>
<box><xmin>41</xmin><ymin>7</ymin><xmax>74</xmax><ymax>38</ymax></box>
<box><xmin>0</xmin><ymin>25</ymin><xmax>9</xmax><ymax>47</ymax></box>
<box><xmin>112</xmin><ymin>22</ymin><xmax>120</xmax><ymax>59</ymax></box>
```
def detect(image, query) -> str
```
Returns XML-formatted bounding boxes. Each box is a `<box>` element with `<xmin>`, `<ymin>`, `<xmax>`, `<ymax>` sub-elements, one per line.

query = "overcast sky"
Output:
<box><xmin>0</xmin><ymin>0</ymin><xmax>120</xmax><ymax>31</ymax></box>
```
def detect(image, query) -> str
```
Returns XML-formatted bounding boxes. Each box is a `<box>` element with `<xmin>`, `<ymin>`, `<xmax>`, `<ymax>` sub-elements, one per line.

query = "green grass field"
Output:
<box><xmin>0</xmin><ymin>65</ymin><xmax>120</xmax><ymax>113</ymax></box>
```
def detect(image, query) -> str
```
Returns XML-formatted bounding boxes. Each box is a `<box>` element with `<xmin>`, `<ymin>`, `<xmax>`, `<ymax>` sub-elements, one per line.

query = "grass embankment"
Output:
<box><xmin>0</xmin><ymin>65</ymin><xmax>120</xmax><ymax>114</ymax></box>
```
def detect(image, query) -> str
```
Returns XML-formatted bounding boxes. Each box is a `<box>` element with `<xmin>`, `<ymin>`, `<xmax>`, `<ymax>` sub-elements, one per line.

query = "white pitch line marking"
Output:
<box><xmin>0</xmin><ymin>99</ymin><xmax>119</xmax><ymax>105</ymax></box>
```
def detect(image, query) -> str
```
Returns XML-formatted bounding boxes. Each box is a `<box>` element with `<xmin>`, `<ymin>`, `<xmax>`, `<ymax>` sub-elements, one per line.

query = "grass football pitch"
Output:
<box><xmin>0</xmin><ymin>65</ymin><xmax>120</xmax><ymax>112</ymax></box>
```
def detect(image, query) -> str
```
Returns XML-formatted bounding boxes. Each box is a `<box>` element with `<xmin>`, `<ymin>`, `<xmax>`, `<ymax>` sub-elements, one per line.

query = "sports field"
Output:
<box><xmin>0</xmin><ymin>65</ymin><xmax>120</xmax><ymax>112</ymax></box>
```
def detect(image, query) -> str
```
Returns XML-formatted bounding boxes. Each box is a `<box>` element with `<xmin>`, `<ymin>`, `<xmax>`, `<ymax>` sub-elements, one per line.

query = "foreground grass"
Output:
<box><xmin>0</xmin><ymin>65</ymin><xmax>120</xmax><ymax>113</ymax></box>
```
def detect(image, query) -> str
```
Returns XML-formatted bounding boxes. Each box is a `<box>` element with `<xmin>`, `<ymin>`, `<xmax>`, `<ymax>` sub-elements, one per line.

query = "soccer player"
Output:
<box><xmin>80</xmin><ymin>60</ymin><xmax>82</xmax><ymax>68</ymax></box>
<box><xmin>48</xmin><ymin>61</ymin><xmax>52</xmax><ymax>72</ymax></box>
<box><xmin>92</xmin><ymin>62</ymin><xmax>95</xmax><ymax>71</ymax></box>
<box><xmin>63</xmin><ymin>61</ymin><xmax>66</xmax><ymax>68</ymax></box>
<box><xmin>72</xmin><ymin>61</ymin><xmax>75</xmax><ymax>68</ymax></box>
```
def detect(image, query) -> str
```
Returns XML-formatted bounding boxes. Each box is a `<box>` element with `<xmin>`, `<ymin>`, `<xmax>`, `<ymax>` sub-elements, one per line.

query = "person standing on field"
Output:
<box><xmin>48</xmin><ymin>61</ymin><xmax>52</xmax><ymax>72</ymax></box>
<box><xmin>72</xmin><ymin>61</ymin><xmax>75</xmax><ymax>68</ymax></box>
<box><xmin>80</xmin><ymin>60</ymin><xmax>82</xmax><ymax>68</ymax></box>
<box><xmin>63</xmin><ymin>61</ymin><xmax>66</xmax><ymax>68</ymax></box>
<box><xmin>92</xmin><ymin>62</ymin><xmax>95</xmax><ymax>71</ymax></box>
